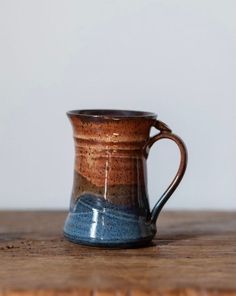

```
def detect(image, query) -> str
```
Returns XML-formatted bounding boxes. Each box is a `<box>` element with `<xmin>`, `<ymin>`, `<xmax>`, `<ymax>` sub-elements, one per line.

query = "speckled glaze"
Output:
<box><xmin>64</xmin><ymin>110</ymin><xmax>188</xmax><ymax>248</ymax></box>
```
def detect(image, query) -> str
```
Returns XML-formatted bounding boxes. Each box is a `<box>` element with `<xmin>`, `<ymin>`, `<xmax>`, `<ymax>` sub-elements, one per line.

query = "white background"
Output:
<box><xmin>0</xmin><ymin>0</ymin><xmax>235</xmax><ymax>210</ymax></box>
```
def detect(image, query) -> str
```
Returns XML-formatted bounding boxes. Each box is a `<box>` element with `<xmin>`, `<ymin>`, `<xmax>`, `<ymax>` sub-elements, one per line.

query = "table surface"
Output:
<box><xmin>0</xmin><ymin>211</ymin><xmax>235</xmax><ymax>296</ymax></box>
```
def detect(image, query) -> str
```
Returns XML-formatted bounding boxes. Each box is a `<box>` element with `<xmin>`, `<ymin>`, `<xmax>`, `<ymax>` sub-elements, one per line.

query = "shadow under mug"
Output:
<box><xmin>64</xmin><ymin>109</ymin><xmax>188</xmax><ymax>248</ymax></box>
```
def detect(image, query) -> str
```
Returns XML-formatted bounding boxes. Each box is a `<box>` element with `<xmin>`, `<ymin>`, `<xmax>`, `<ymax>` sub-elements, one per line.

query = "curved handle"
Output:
<box><xmin>143</xmin><ymin>120</ymin><xmax>188</xmax><ymax>224</ymax></box>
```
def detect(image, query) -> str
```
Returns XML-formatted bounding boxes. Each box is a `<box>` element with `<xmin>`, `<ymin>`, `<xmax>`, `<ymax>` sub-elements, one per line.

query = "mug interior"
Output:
<box><xmin>67</xmin><ymin>109</ymin><xmax>156</xmax><ymax>119</ymax></box>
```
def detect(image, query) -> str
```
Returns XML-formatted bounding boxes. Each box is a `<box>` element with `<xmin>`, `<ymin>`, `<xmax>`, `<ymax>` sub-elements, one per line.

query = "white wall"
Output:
<box><xmin>0</xmin><ymin>0</ymin><xmax>235</xmax><ymax>210</ymax></box>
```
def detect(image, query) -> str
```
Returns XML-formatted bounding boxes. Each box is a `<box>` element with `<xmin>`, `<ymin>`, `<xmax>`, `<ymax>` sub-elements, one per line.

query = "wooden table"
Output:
<box><xmin>0</xmin><ymin>211</ymin><xmax>235</xmax><ymax>296</ymax></box>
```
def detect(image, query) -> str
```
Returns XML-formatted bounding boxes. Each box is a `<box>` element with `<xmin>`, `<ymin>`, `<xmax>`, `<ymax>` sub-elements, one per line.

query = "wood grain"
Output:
<box><xmin>0</xmin><ymin>211</ymin><xmax>235</xmax><ymax>296</ymax></box>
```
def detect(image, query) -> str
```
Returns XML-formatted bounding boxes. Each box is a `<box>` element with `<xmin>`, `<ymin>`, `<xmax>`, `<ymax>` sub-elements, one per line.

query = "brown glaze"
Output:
<box><xmin>71</xmin><ymin>171</ymin><xmax>148</xmax><ymax>208</ymax></box>
<box><xmin>68</xmin><ymin>112</ymin><xmax>154</xmax><ymax>210</ymax></box>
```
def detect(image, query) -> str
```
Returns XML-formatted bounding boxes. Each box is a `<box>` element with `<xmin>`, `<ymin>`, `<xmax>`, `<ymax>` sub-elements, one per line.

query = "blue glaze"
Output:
<box><xmin>64</xmin><ymin>194</ymin><xmax>156</xmax><ymax>247</ymax></box>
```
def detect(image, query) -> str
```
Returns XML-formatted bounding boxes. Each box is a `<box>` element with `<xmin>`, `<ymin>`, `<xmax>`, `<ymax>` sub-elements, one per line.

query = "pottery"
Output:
<box><xmin>64</xmin><ymin>109</ymin><xmax>187</xmax><ymax>248</ymax></box>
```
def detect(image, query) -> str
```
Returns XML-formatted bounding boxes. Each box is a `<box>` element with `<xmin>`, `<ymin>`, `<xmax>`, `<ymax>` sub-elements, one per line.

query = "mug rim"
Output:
<box><xmin>67</xmin><ymin>109</ymin><xmax>157</xmax><ymax>119</ymax></box>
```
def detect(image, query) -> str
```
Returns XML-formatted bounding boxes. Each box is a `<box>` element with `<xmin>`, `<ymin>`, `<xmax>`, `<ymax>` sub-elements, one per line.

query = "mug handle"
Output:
<box><xmin>143</xmin><ymin>120</ymin><xmax>188</xmax><ymax>224</ymax></box>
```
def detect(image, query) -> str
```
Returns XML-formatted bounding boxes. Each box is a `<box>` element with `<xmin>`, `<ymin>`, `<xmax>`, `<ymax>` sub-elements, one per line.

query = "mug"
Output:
<box><xmin>64</xmin><ymin>109</ymin><xmax>187</xmax><ymax>247</ymax></box>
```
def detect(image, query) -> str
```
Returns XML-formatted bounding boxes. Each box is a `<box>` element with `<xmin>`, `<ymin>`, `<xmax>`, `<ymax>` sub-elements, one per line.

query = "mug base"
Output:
<box><xmin>64</xmin><ymin>231</ymin><xmax>154</xmax><ymax>248</ymax></box>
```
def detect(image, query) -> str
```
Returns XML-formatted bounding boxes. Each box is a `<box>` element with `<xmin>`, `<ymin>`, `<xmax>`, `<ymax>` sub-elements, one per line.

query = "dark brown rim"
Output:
<box><xmin>67</xmin><ymin>109</ymin><xmax>157</xmax><ymax>120</ymax></box>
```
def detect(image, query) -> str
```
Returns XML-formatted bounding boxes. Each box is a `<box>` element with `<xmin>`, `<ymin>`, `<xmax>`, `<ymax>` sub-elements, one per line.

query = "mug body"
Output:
<box><xmin>64</xmin><ymin>110</ymin><xmax>157</xmax><ymax>247</ymax></box>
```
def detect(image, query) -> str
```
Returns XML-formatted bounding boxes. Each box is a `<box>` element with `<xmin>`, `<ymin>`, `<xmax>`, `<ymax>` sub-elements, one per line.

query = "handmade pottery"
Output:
<box><xmin>64</xmin><ymin>110</ymin><xmax>187</xmax><ymax>248</ymax></box>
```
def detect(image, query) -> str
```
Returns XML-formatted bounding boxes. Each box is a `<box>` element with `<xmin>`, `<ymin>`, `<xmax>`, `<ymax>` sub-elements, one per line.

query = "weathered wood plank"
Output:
<box><xmin>0</xmin><ymin>211</ymin><xmax>235</xmax><ymax>296</ymax></box>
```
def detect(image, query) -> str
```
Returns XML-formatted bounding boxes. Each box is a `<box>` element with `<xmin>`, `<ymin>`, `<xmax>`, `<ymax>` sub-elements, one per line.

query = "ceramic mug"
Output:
<box><xmin>64</xmin><ymin>110</ymin><xmax>187</xmax><ymax>247</ymax></box>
